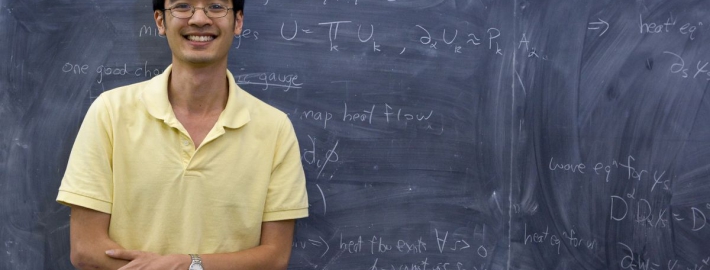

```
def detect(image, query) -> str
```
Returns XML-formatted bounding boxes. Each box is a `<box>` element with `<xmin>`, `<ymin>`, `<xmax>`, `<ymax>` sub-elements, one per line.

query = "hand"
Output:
<box><xmin>106</xmin><ymin>249</ymin><xmax>191</xmax><ymax>270</ymax></box>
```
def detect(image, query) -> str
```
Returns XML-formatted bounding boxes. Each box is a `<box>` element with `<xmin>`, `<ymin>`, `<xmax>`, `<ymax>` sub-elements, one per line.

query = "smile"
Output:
<box><xmin>185</xmin><ymin>35</ymin><xmax>215</xmax><ymax>42</ymax></box>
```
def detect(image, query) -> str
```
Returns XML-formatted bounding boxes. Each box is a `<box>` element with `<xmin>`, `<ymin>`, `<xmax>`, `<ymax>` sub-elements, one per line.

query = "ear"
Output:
<box><xmin>233</xmin><ymin>10</ymin><xmax>244</xmax><ymax>36</ymax></box>
<box><xmin>154</xmin><ymin>10</ymin><xmax>166</xmax><ymax>35</ymax></box>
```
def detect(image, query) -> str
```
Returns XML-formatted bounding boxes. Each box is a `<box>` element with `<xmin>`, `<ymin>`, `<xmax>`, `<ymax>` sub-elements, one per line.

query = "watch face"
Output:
<box><xmin>189</xmin><ymin>254</ymin><xmax>203</xmax><ymax>270</ymax></box>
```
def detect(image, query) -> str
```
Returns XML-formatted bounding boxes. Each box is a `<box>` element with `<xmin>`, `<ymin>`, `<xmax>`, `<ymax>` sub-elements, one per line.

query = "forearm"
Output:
<box><xmin>68</xmin><ymin>205</ymin><xmax>130</xmax><ymax>270</ymax></box>
<box><xmin>198</xmin><ymin>220</ymin><xmax>295</xmax><ymax>270</ymax></box>
<box><xmin>71</xmin><ymin>236</ymin><xmax>130</xmax><ymax>270</ymax></box>
<box><xmin>100</xmin><ymin>220</ymin><xmax>297</xmax><ymax>269</ymax></box>
<box><xmin>201</xmin><ymin>244</ymin><xmax>290</xmax><ymax>270</ymax></box>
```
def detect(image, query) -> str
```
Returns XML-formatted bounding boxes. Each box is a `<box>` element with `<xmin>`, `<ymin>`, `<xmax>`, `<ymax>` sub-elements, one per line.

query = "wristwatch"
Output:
<box><xmin>189</xmin><ymin>254</ymin><xmax>203</xmax><ymax>270</ymax></box>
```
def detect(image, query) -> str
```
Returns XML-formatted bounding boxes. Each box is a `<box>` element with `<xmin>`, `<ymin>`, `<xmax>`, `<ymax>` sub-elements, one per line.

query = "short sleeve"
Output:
<box><xmin>262</xmin><ymin>116</ymin><xmax>309</xmax><ymax>222</ymax></box>
<box><xmin>56</xmin><ymin>95</ymin><xmax>114</xmax><ymax>214</ymax></box>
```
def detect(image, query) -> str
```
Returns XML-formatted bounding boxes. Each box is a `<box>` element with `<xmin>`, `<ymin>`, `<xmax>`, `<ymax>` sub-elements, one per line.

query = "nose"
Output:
<box><xmin>189</xmin><ymin>7</ymin><xmax>212</xmax><ymax>26</ymax></box>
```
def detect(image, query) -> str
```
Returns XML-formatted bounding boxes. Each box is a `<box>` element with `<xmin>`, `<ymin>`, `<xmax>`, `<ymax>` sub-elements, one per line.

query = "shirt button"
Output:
<box><xmin>182</xmin><ymin>140</ymin><xmax>189</xmax><ymax>146</ymax></box>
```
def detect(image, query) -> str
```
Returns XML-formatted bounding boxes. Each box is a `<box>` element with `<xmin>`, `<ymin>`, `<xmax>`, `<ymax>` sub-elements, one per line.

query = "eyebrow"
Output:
<box><xmin>166</xmin><ymin>0</ymin><xmax>231</xmax><ymax>4</ymax></box>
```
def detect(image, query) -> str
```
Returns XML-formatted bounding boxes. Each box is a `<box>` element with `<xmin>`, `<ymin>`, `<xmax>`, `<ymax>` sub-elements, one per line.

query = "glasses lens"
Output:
<box><xmin>206</xmin><ymin>4</ymin><xmax>228</xmax><ymax>18</ymax></box>
<box><xmin>170</xmin><ymin>4</ymin><xmax>193</xmax><ymax>18</ymax></box>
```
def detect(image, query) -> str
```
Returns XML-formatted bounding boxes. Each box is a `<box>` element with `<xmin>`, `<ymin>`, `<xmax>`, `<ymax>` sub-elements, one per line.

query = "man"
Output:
<box><xmin>56</xmin><ymin>0</ymin><xmax>308</xmax><ymax>269</ymax></box>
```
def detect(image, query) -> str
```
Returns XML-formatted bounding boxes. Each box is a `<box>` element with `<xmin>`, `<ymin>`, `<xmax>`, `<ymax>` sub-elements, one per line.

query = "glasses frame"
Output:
<box><xmin>163</xmin><ymin>4</ymin><xmax>234</xmax><ymax>19</ymax></box>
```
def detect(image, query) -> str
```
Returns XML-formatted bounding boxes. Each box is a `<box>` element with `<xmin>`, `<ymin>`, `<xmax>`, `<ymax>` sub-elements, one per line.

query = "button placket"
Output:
<box><xmin>181</xmin><ymin>135</ymin><xmax>193</xmax><ymax>167</ymax></box>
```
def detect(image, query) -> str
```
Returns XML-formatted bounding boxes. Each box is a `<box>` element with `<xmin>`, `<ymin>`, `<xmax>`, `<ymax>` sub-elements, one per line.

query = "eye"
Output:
<box><xmin>171</xmin><ymin>3</ymin><xmax>192</xmax><ymax>11</ymax></box>
<box><xmin>207</xmin><ymin>3</ymin><xmax>227</xmax><ymax>11</ymax></box>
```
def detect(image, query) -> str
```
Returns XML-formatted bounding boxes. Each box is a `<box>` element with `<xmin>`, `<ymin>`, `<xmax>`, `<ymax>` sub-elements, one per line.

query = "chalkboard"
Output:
<box><xmin>3</xmin><ymin>0</ymin><xmax>710</xmax><ymax>269</ymax></box>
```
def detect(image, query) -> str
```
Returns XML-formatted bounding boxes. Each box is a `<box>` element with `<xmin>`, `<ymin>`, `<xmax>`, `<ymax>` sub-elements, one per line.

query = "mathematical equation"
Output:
<box><xmin>293</xmin><ymin>227</ymin><xmax>491</xmax><ymax>270</ymax></box>
<box><xmin>547</xmin><ymin>155</ymin><xmax>710</xmax><ymax>232</ymax></box>
<box><xmin>663</xmin><ymin>51</ymin><xmax>710</xmax><ymax>81</ymax></box>
<box><xmin>278</xmin><ymin>20</ymin><xmax>508</xmax><ymax>57</ymax></box>
<box><xmin>617</xmin><ymin>242</ymin><xmax>710</xmax><ymax>270</ymax></box>
<box><xmin>610</xmin><ymin>195</ymin><xmax>710</xmax><ymax>232</ymax></box>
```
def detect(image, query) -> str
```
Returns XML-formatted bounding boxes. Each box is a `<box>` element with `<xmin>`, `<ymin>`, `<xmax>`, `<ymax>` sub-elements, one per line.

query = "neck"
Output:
<box><xmin>168</xmin><ymin>61</ymin><xmax>229</xmax><ymax>116</ymax></box>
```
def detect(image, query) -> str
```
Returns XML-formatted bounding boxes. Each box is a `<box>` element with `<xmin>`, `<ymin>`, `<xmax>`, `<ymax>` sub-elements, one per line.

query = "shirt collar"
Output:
<box><xmin>141</xmin><ymin>65</ymin><xmax>251</xmax><ymax>130</ymax></box>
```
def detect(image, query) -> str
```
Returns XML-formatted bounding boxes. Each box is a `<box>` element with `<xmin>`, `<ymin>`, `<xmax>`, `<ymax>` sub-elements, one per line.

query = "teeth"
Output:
<box><xmin>187</xmin><ymin>35</ymin><xmax>214</xmax><ymax>42</ymax></box>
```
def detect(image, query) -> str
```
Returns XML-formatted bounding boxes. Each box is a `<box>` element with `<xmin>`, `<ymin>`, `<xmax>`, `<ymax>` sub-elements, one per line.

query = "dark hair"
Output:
<box><xmin>153</xmin><ymin>0</ymin><xmax>244</xmax><ymax>15</ymax></box>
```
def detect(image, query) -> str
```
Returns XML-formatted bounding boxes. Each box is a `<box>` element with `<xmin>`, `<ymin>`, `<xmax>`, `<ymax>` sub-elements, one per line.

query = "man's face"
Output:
<box><xmin>154</xmin><ymin>0</ymin><xmax>243</xmax><ymax>67</ymax></box>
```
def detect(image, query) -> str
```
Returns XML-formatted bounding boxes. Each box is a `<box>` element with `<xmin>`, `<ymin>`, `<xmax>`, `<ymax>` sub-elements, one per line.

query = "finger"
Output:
<box><xmin>105</xmin><ymin>249</ymin><xmax>142</xmax><ymax>260</ymax></box>
<box><xmin>117</xmin><ymin>260</ymin><xmax>141</xmax><ymax>270</ymax></box>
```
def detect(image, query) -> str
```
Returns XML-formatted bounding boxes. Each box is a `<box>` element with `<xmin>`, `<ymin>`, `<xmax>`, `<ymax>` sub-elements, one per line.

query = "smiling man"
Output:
<box><xmin>56</xmin><ymin>1</ymin><xmax>308</xmax><ymax>269</ymax></box>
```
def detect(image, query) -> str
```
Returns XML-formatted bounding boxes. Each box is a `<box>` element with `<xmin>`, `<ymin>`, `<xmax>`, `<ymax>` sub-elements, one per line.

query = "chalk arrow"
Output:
<box><xmin>460</xmin><ymin>239</ymin><xmax>470</xmax><ymax>250</ymax></box>
<box><xmin>308</xmin><ymin>239</ymin><xmax>322</xmax><ymax>246</ymax></box>
<box><xmin>307</xmin><ymin>237</ymin><xmax>330</xmax><ymax>257</ymax></box>
<box><xmin>587</xmin><ymin>18</ymin><xmax>609</xmax><ymax>37</ymax></box>
<box><xmin>320</xmin><ymin>236</ymin><xmax>329</xmax><ymax>257</ymax></box>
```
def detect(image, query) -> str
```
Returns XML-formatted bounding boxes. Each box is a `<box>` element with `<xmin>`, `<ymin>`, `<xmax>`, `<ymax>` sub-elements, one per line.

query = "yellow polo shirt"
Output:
<box><xmin>57</xmin><ymin>66</ymin><xmax>308</xmax><ymax>254</ymax></box>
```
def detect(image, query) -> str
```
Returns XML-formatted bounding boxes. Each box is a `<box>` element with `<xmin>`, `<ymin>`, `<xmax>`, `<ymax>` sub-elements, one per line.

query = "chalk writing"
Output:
<box><xmin>96</xmin><ymin>63</ymin><xmax>130</xmax><ymax>84</ymax></box>
<box><xmin>234</xmin><ymin>28</ymin><xmax>260</xmax><ymax>49</ymax></box>
<box><xmin>299</xmin><ymin>108</ymin><xmax>333</xmax><ymax>129</ymax></box>
<box><xmin>524</xmin><ymin>223</ymin><xmax>597</xmax><ymax>256</ymax></box>
<box><xmin>277</xmin><ymin>20</ymin><xmax>507</xmax><ymax>56</ymax></box>
<box><xmin>344</xmin><ymin>103</ymin><xmax>375</xmax><ymax>124</ymax></box>
<box><xmin>384</xmin><ymin>104</ymin><xmax>434</xmax><ymax>123</ymax></box>
<box><xmin>369</xmin><ymin>257</ymin><xmax>474</xmax><ymax>270</ymax></box>
<box><xmin>611</xmin><ymin>195</ymin><xmax>709</xmax><ymax>232</ymax></box>
<box><xmin>396</xmin><ymin>237</ymin><xmax>427</xmax><ymax>254</ymax></box>
<box><xmin>618</xmin><ymin>242</ymin><xmax>661</xmax><ymax>270</ymax></box>
<box><xmin>587</xmin><ymin>18</ymin><xmax>610</xmax><ymax>37</ymax></box>
<box><xmin>234</xmin><ymin>72</ymin><xmax>302</xmax><ymax>91</ymax></box>
<box><xmin>548</xmin><ymin>157</ymin><xmax>585</xmax><ymax>174</ymax></box>
<box><xmin>321</xmin><ymin>0</ymin><xmax>358</xmax><ymax>5</ymax></box>
<box><xmin>265</xmin><ymin>0</ymin><xmax>360</xmax><ymax>5</ymax></box>
<box><xmin>333</xmin><ymin>229</ymin><xmax>485</xmax><ymax>263</ymax></box>
<box><xmin>616</xmin><ymin>243</ymin><xmax>710</xmax><ymax>270</ymax></box>
<box><xmin>302</xmin><ymin>136</ymin><xmax>340</xmax><ymax>179</ymax></box>
<box><xmin>319</xmin><ymin>21</ymin><xmax>352</xmax><ymax>52</ymax></box>
<box><xmin>523</xmin><ymin>223</ymin><xmax>561</xmax><ymax>254</ymax></box>
<box><xmin>281</xmin><ymin>20</ymin><xmax>380</xmax><ymax>52</ymax></box>
<box><xmin>62</xmin><ymin>63</ymin><xmax>89</xmax><ymax>75</ymax></box>
<box><xmin>370</xmin><ymin>235</ymin><xmax>393</xmax><ymax>254</ymax></box>
<box><xmin>292</xmin><ymin>236</ymin><xmax>329</xmax><ymax>257</ymax></box>
<box><xmin>415</xmin><ymin>25</ymin><xmax>504</xmax><ymax>56</ymax></box>
<box><xmin>435</xmin><ymin>229</ymin><xmax>476</xmax><ymax>254</ymax></box>
<box><xmin>547</xmin><ymin>155</ymin><xmax>671</xmax><ymax>194</ymax></box>
<box><xmin>339</xmin><ymin>234</ymin><xmax>364</xmax><ymax>253</ymax></box>
<box><xmin>61</xmin><ymin>61</ymin><xmax>162</xmax><ymax>84</ymax></box>
<box><xmin>310</xmin><ymin>237</ymin><xmax>330</xmax><ymax>257</ymax></box>
<box><xmin>138</xmin><ymin>25</ymin><xmax>163</xmax><ymax>38</ymax></box>
<box><xmin>663</xmin><ymin>51</ymin><xmax>710</xmax><ymax>81</ymax></box>
<box><xmin>293</xmin><ymin>103</ymin><xmax>441</xmax><ymax>132</ymax></box>
<box><xmin>315</xmin><ymin>184</ymin><xmax>326</xmax><ymax>215</ymax></box>
<box><xmin>517</xmin><ymin>33</ymin><xmax>549</xmax><ymax>60</ymax></box>
<box><xmin>639</xmin><ymin>13</ymin><xmax>703</xmax><ymax>40</ymax></box>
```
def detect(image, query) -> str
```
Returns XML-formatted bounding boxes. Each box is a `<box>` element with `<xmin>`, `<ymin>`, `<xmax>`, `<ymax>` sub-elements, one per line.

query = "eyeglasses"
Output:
<box><xmin>164</xmin><ymin>3</ymin><xmax>233</xmax><ymax>19</ymax></box>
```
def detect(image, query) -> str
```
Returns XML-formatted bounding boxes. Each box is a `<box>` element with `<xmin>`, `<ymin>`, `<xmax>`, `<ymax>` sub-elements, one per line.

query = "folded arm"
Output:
<box><xmin>69</xmin><ymin>205</ymin><xmax>130</xmax><ymax>270</ymax></box>
<box><xmin>106</xmin><ymin>220</ymin><xmax>296</xmax><ymax>270</ymax></box>
<box><xmin>73</xmin><ymin>205</ymin><xmax>296</xmax><ymax>270</ymax></box>
<box><xmin>199</xmin><ymin>220</ymin><xmax>295</xmax><ymax>270</ymax></box>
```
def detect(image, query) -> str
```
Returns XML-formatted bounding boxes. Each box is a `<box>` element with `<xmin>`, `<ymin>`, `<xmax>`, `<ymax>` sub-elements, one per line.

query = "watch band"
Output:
<box><xmin>189</xmin><ymin>254</ymin><xmax>203</xmax><ymax>270</ymax></box>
